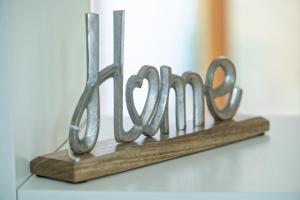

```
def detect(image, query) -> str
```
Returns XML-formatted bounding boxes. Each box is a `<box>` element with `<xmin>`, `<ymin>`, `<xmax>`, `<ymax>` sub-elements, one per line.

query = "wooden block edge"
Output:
<box><xmin>30</xmin><ymin>116</ymin><xmax>270</xmax><ymax>183</ymax></box>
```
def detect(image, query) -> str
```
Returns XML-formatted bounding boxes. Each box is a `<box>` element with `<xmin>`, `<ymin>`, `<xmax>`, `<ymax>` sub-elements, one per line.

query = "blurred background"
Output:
<box><xmin>91</xmin><ymin>0</ymin><xmax>300</xmax><ymax>116</ymax></box>
<box><xmin>1</xmin><ymin>1</ymin><xmax>300</xmax><ymax>198</ymax></box>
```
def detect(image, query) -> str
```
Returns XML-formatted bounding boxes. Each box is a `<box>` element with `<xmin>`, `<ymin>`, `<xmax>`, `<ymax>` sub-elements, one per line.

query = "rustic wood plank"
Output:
<box><xmin>30</xmin><ymin>115</ymin><xmax>269</xmax><ymax>183</ymax></box>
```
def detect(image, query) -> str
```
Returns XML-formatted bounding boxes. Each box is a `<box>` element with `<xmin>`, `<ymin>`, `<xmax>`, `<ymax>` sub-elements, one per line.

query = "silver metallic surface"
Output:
<box><xmin>205</xmin><ymin>57</ymin><xmax>243</xmax><ymax>121</ymax></box>
<box><xmin>68</xmin><ymin>11</ymin><xmax>242</xmax><ymax>155</ymax></box>
<box><xmin>97</xmin><ymin>11</ymin><xmax>170</xmax><ymax>141</ymax></box>
<box><xmin>126</xmin><ymin>66</ymin><xmax>159</xmax><ymax>126</ymax></box>
<box><xmin>160</xmin><ymin>72</ymin><xmax>205</xmax><ymax>133</ymax></box>
<box><xmin>182</xmin><ymin>72</ymin><xmax>205</xmax><ymax>127</ymax></box>
<box><xmin>160</xmin><ymin>74</ymin><xmax>186</xmax><ymax>133</ymax></box>
<box><xmin>69</xmin><ymin>13</ymin><xmax>100</xmax><ymax>154</ymax></box>
<box><xmin>110</xmin><ymin>11</ymin><xmax>170</xmax><ymax>142</ymax></box>
<box><xmin>142</xmin><ymin>66</ymin><xmax>171</xmax><ymax>136</ymax></box>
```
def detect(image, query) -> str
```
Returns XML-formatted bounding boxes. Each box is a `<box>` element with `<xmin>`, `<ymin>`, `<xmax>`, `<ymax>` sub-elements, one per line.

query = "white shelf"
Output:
<box><xmin>18</xmin><ymin>116</ymin><xmax>300</xmax><ymax>200</ymax></box>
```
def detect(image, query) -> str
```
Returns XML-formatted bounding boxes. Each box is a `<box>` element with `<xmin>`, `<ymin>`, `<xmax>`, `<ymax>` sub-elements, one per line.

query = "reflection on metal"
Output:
<box><xmin>205</xmin><ymin>57</ymin><xmax>242</xmax><ymax>120</ymax></box>
<box><xmin>69</xmin><ymin>10</ymin><xmax>243</xmax><ymax>155</ymax></box>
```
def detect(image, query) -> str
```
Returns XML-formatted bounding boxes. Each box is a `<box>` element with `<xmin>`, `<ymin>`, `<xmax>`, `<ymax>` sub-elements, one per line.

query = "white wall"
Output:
<box><xmin>0</xmin><ymin>2</ymin><xmax>16</xmax><ymax>199</ymax></box>
<box><xmin>0</xmin><ymin>0</ymin><xmax>89</xmax><ymax>199</ymax></box>
<box><xmin>228</xmin><ymin>0</ymin><xmax>300</xmax><ymax>115</ymax></box>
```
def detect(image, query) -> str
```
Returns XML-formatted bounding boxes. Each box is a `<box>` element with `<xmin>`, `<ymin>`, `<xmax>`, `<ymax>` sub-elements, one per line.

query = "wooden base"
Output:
<box><xmin>30</xmin><ymin>115</ymin><xmax>269</xmax><ymax>183</ymax></box>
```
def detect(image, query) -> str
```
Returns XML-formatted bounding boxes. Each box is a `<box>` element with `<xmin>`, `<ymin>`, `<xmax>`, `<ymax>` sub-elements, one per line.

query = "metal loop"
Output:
<box><xmin>126</xmin><ymin>65</ymin><xmax>159</xmax><ymax>126</ymax></box>
<box><xmin>69</xmin><ymin>13</ymin><xmax>100</xmax><ymax>154</ymax></box>
<box><xmin>205</xmin><ymin>56</ymin><xmax>242</xmax><ymax>120</ymax></box>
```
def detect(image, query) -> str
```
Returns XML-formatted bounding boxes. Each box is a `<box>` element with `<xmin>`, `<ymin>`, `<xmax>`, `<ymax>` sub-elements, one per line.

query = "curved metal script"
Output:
<box><xmin>69</xmin><ymin>11</ymin><xmax>242</xmax><ymax>155</ymax></box>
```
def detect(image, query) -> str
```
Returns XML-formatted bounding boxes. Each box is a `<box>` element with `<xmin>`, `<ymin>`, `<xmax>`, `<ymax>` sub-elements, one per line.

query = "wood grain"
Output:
<box><xmin>30</xmin><ymin>115</ymin><xmax>269</xmax><ymax>183</ymax></box>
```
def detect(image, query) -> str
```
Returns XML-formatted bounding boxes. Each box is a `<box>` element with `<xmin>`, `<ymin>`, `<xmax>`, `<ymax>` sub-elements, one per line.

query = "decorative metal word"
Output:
<box><xmin>69</xmin><ymin>11</ymin><xmax>242</xmax><ymax>155</ymax></box>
